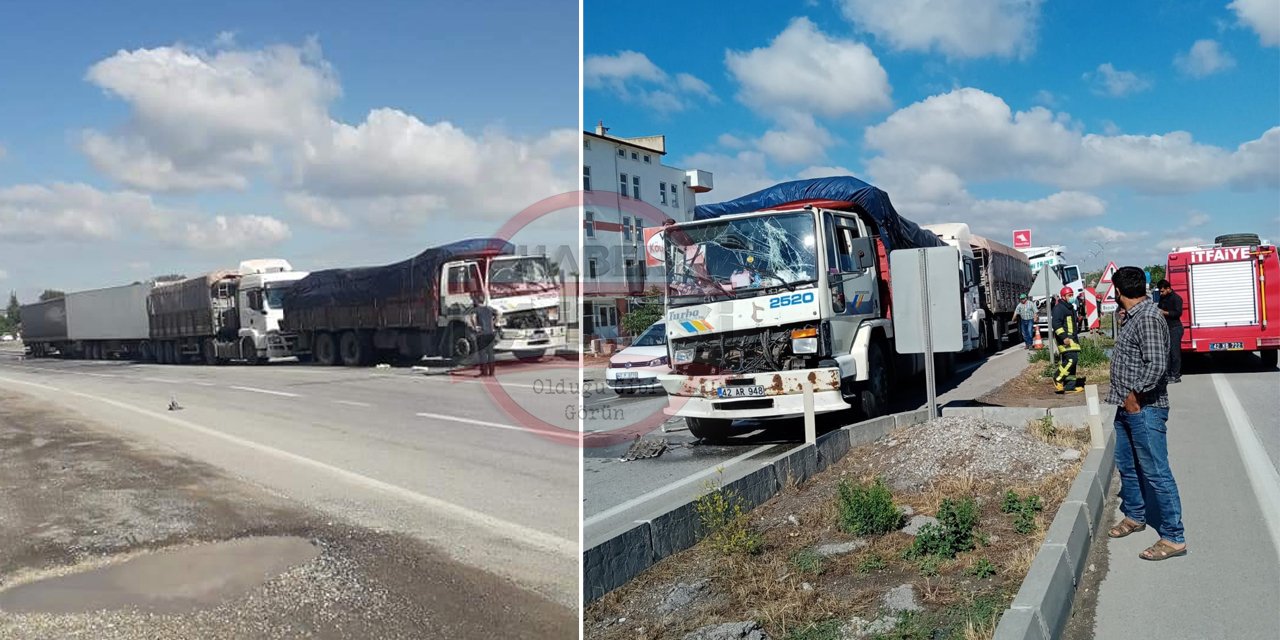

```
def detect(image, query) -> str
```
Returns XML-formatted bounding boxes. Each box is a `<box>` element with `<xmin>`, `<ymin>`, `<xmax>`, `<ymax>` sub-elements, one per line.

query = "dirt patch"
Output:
<box><xmin>584</xmin><ymin>415</ymin><xmax>1091</xmax><ymax>639</ymax></box>
<box><xmin>978</xmin><ymin>358</ymin><xmax>1109</xmax><ymax>409</ymax></box>
<box><xmin>0</xmin><ymin>389</ymin><xmax>573</xmax><ymax>639</ymax></box>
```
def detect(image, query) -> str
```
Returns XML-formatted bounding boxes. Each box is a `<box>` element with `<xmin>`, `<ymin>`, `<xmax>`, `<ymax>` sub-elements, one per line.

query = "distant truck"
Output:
<box><xmin>922</xmin><ymin>223</ymin><xmax>985</xmax><ymax>355</ymax></box>
<box><xmin>1166</xmin><ymin>234</ymin><xmax>1279</xmax><ymax>369</ymax></box>
<box><xmin>20</xmin><ymin>283</ymin><xmax>152</xmax><ymax>359</ymax></box>
<box><xmin>148</xmin><ymin>259</ymin><xmax>308</xmax><ymax>364</ymax></box>
<box><xmin>658</xmin><ymin>176</ymin><xmax>949</xmax><ymax>441</ymax></box>
<box><xmin>282</xmin><ymin>238</ymin><xmax>565</xmax><ymax>366</ymax></box>
<box><xmin>1019</xmin><ymin>245</ymin><xmax>1083</xmax><ymax>298</ymax></box>
<box><xmin>971</xmin><ymin>233</ymin><xmax>1034</xmax><ymax>349</ymax></box>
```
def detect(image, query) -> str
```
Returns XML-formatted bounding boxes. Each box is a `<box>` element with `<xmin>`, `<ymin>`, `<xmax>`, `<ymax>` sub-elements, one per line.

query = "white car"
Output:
<box><xmin>0</xmin><ymin>334</ymin><xmax>14</xmax><ymax>342</ymax></box>
<box><xmin>605</xmin><ymin>321</ymin><xmax>669</xmax><ymax>394</ymax></box>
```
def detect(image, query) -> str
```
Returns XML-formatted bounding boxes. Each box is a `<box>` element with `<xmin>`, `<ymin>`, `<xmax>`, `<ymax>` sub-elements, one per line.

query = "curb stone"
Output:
<box><xmin>582</xmin><ymin>409</ymin><xmax>928</xmax><ymax>602</ymax></box>
<box><xmin>993</xmin><ymin>429</ymin><xmax>1116</xmax><ymax>640</ymax></box>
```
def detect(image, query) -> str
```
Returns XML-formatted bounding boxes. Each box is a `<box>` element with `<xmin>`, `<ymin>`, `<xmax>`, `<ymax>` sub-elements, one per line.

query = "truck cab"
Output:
<box><xmin>923</xmin><ymin>223</ymin><xmax>986</xmax><ymax>353</ymax></box>
<box><xmin>439</xmin><ymin>254</ymin><xmax>566</xmax><ymax>359</ymax></box>
<box><xmin>236</xmin><ymin>259</ymin><xmax>309</xmax><ymax>360</ymax></box>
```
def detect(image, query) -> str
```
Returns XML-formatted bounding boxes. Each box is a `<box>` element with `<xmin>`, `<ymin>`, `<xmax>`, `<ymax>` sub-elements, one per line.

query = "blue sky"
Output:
<box><xmin>0</xmin><ymin>0</ymin><xmax>578</xmax><ymax>299</ymax></box>
<box><xmin>585</xmin><ymin>0</ymin><xmax>1280</xmax><ymax>272</ymax></box>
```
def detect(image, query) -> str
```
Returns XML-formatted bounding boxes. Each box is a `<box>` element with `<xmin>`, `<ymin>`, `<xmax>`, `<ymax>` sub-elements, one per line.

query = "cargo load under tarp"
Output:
<box><xmin>694</xmin><ymin>176</ymin><xmax>946</xmax><ymax>252</ymax></box>
<box><xmin>148</xmin><ymin>270</ymin><xmax>239</xmax><ymax>340</ymax></box>
<box><xmin>284</xmin><ymin>238</ymin><xmax>513</xmax><ymax>330</ymax></box>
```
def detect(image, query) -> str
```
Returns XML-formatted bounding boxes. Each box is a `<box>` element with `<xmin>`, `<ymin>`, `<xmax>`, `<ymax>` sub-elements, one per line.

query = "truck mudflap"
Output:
<box><xmin>494</xmin><ymin>326</ymin><xmax>567</xmax><ymax>352</ymax></box>
<box><xmin>659</xmin><ymin>368</ymin><xmax>850</xmax><ymax>420</ymax></box>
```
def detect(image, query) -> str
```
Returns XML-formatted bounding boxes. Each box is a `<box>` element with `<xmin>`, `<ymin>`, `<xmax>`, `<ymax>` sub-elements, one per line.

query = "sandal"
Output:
<box><xmin>1139</xmin><ymin>539</ymin><xmax>1187</xmax><ymax>561</ymax></box>
<box><xmin>1108</xmin><ymin>518</ymin><xmax>1146</xmax><ymax>539</ymax></box>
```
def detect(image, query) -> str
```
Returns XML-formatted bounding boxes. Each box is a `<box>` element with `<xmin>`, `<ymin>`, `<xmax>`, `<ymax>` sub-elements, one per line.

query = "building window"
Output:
<box><xmin>596</xmin><ymin>305</ymin><xmax>617</xmax><ymax>328</ymax></box>
<box><xmin>643</xmin><ymin>154</ymin><xmax>651</xmax><ymax>163</ymax></box>
<box><xmin>671</xmin><ymin>185</ymin><xmax>679</xmax><ymax>208</ymax></box>
<box><xmin>619</xmin><ymin>173</ymin><xmax>628</xmax><ymax>197</ymax></box>
<box><xmin>631</xmin><ymin>151</ymin><xmax>638</xmax><ymax>160</ymax></box>
<box><xmin>583</xmin><ymin>139</ymin><xmax>590</xmax><ymax>150</ymax></box>
<box><xmin>622</xmin><ymin>217</ymin><xmax>632</xmax><ymax>240</ymax></box>
<box><xmin>632</xmin><ymin>175</ymin><xmax>641</xmax><ymax>200</ymax></box>
<box><xmin>582</xmin><ymin>165</ymin><xmax>591</xmax><ymax>191</ymax></box>
<box><xmin>617</xmin><ymin>148</ymin><xmax>625</xmax><ymax>157</ymax></box>
<box><xmin>635</xmin><ymin>218</ymin><xmax>644</xmax><ymax>240</ymax></box>
<box><xmin>588</xmin><ymin>258</ymin><xmax>599</xmax><ymax>279</ymax></box>
<box><xmin>659</xmin><ymin>182</ymin><xmax>667</xmax><ymax>205</ymax></box>
<box><xmin>584</xmin><ymin>210</ymin><xmax>595</xmax><ymax>238</ymax></box>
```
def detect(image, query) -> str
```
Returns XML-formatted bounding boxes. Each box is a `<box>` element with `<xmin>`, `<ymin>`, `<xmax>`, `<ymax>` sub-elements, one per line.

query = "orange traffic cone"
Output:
<box><xmin>1033</xmin><ymin>331</ymin><xmax>1044</xmax><ymax>350</ymax></box>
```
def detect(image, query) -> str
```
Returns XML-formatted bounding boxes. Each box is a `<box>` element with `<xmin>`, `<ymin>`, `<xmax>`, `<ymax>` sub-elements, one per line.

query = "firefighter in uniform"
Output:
<box><xmin>1052</xmin><ymin>286</ymin><xmax>1083</xmax><ymax>394</ymax></box>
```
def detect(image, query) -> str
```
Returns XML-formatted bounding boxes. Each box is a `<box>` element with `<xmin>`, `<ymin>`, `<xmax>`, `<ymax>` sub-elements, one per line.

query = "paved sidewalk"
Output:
<box><xmin>1091</xmin><ymin>368</ymin><xmax>1280</xmax><ymax>639</ymax></box>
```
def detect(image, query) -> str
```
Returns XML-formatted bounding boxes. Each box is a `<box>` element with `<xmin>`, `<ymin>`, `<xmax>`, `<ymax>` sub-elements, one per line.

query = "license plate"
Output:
<box><xmin>616</xmin><ymin>371</ymin><xmax>639</xmax><ymax>379</ymax></box>
<box><xmin>716</xmin><ymin>385</ymin><xmax>766</xmax><ymax>398</ymax></box>
<box><xmin>1209</xmin><ymin>342</ymin><xmax>1245</xmax><ymax>351</ymax></box>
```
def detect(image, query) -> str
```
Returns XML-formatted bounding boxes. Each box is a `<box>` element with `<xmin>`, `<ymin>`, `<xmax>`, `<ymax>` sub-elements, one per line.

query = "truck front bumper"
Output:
<box><xmin>265</xmin><ymin>332</ymin><xmax>297</xmax><ymax>359</ymax></box>
<box><xmin>495</xmin><ymin>326</ymin><xmax>567</xmax><ymax>352</ymax></box>
<box><xmin>660</xmin><ymin>368</ymin><xmax>850</xmax><ymax>420</ymax></box>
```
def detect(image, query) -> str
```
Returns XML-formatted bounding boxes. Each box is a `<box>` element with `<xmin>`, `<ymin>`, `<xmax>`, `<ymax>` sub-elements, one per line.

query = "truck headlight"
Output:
<box><xmin>546</xmin><ymin>307</ymin><xmax>559</xmax><ymax>322</ymax></box>
<box><xmin>791</xmin><ymin>327</ymin><xmax>818</xmax><ymax>354</ymax></box>
<box><xmin>673</xmin><ymin>348</ymin><xmax>694</xmax><ymax>364</ymax></box>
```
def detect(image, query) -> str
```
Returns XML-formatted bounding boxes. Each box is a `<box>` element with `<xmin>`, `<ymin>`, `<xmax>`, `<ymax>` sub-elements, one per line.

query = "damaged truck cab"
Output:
<box><xmin>658</xmin><ymin>177</ymin><xmax>946</xmax><ymax>441</ymax></box>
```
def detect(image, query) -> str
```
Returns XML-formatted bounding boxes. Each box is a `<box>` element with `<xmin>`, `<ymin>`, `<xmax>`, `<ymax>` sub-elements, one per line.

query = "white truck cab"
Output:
<box><xmin>923</xmin><ymin>223</ymin><xmax>986</xmax><ymax>353</ymax></box>
<box><xmin>439</xmin><ymin>254</ymin><xmax>566</xmax><ymax>359</ymax></box>
<box><xmin>236</xmin><ymin>259</ymin><xmax>309</xmax><ymax>360</ymax></box>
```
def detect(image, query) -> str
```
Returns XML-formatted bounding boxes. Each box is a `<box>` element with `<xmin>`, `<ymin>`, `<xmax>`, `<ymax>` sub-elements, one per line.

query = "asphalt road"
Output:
<box><xmin>1091</xmin><ymin>353</ymin><xmax>1280</xmax><ymax>640</ymax></box>
<box><xmin>582</xmin><ymin>343</ymin><xmax>1032</xmax><ymax>547</ymax></box>
<box><xmin>0</xmin><ymin>349</ymin><xmax>580</xmax><ymax>608</ymax></box>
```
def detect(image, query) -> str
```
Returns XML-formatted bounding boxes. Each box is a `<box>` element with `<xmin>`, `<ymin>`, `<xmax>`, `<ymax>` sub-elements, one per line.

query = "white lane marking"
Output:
<box><xmin>192</xmin><ymin>381</ymin><xmax>217</xmax><ymax>387</ymax></box>
<box><xmin>415</xmin><ymin>412</ymin><xmax>581</xmax><ymax>441</ymax></box>
<box><xmin>414</xmin><ymin>375</ymin><xmax>541</xmax><ymax>390</ymax></box>
<box><xmin>85</xmin><ymin>372</ymin><xmax>121</xmax><ymax>378</ymax></box>
<box><xmin>333</xmin><ymin>400</ymin><xmax>372</xmax><ymax>407</ymax></box>
<box><xmin>1212</xmin><ymin>374</ymin><xmax>1280</xmax><ymax>564</ymax></box>
<box><xmin>584</xmin><ymin>443</ymin><xmax>775</xmax><ymax>528</ymax></box>
<box><xmin>140</xmin><ymin>377</ymin><xmax>192</xmax><ymax>384</ymax></box>
<box><xmin>228</xmin><ymin>385</ymin><xmax>301</xmax><ymax>398</ymax></box>
<box><xmin>0</xmin><ymin>376</ymin><xmax>61</xmax><ymax>391</ymax></box>
<box><xmin>7</xmin><ymin>381</ymin><xmax>575</xmax><ymax>559</ymax></box>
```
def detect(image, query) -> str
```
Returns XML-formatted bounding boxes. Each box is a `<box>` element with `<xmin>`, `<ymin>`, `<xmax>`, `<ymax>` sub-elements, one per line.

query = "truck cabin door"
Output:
<box><xmin>442</xmin><ymin>261</ymin><xmax>483</xmax><ymax>318</ymax></box>
<box><xmin>825</xmin><ymin>213</ymin><xmax>878</xmax><ymax>322</ymax></box>
<box><xmin>241</xmin><ymin>288</ymin><xmax>266</xmax><ymax>335</ymax></box>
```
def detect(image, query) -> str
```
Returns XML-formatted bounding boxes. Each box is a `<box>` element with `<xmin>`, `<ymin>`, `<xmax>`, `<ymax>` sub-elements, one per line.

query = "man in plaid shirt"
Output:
<box><xmin>1104</xmin><ymin>266</ymin><xmax>1186</xmax><ymax>561</ymax></box>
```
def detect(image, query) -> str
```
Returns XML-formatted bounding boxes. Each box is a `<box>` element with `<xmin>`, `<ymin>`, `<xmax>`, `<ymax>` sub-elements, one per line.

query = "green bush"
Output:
<box><xmin>904</xmin><ymin>498</ymin><xmax>979</xmax><ymax>559</ymax></box>
<box><xmin>968</xmin><ymin>558</ymin><xmax>997</xmax><ymax>579</ymax></box>
<box><xmin>695</xmin><ymin>485</ymin><xmax>764</xmax><ymax>556</ymax></box>
<box><xmin>1001</xmin><ymin>490</ymin><xmax>1044</xmax><ymax>535</ymax></box>
<box><xmin>786</xmin><ymin>619</ymin><xmax>842</xmax><ymax>640</ymax></box>
<box><xmin>836</xmin><ymin>477</ymin><xmax>904</xmax><ymax>536</ymax></box>
<box><xmin>790</xmin><ymin>549</ymin><xmax>824</xmax><ymax>575</ymax></box>
<box><xmin>857</xmin><ymin>553</ymin><xmax>886</xmax><ymax>574</ymax></box>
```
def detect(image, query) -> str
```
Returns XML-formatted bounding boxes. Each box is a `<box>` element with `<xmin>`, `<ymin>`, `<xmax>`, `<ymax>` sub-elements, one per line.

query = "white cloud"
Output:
<box><xmin>83</xmin><ymin>39</ymin><xmax>338</xmax><ymax>191</ymax></box>
<box><xmin>1032</xmin><ymin>89</ymin><xmax>1058</xmax><ymax>107</ymax></box>
<box><xmin>863</xmin><ymin>87</ymin><xmax>1278</xmax><ymax>194</ymax></box>
<box><xmin>717</xmin><ymin>134</ymin><xmax>748</xmax><ymax>150</ymax></box>
<box><xmin>0</xmin><ymin>269</ymin><xmax>8</xmax><ymax>280</ymax></box>
<box><xmin>1084</xmin><ymin>226</ymin><xmax>1148</xmax><ymax>242</ymax></box>
<box><xmin>0</xmin><ymin>182</ymin><xmax>288</xmax><ymax>249</ymax></box>
<box><xmin>726</xmin><ymin>17</ymin><xmax>891</xmax><ymax>118</ymax></box>
<box><xmin>1174</xmin><ymin>39</ymin><xmax>1236</xmax><ymax>77</ymax></box>
<box><xmin>584</xmin><ymin>51</ymin><xmax>716</xmax><ymax>113</ymax></box>
<box><xmin>1184</xmin><ymin>211</ymin><xmax>1211</xmax><ymax>228</ymax></box>
<box><xmin>1229</xmin><ymin>0</ymin><xmax>1280</xmax><ymax>46</ymax></box>
<box><xmin>839</xmin><ymin>0</ymin><xmax>1043</xmax><ymax>59</ymax></box>
<box><xmin>753</xmin><ymin>113</ymin><xmax>835</xmax><ymax>165</ymax></box>
<box><xmin>1085</xmin><ymin>63</ymin><xmax>1152</xmax><ymax>97</ymax></box>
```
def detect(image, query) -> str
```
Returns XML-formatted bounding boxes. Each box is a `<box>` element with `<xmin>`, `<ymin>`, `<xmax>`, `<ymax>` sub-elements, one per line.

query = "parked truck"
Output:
<box><xmin>971</xmin><ymin>233</ymin><xmax>1034</xmax><ymax>349</ymax></box>
<box><xmin>282</xmin><ymin>238</ymin><xmax>565</xmax><ymax>367</ymax></box>
<box><xmin>657</xmin><ymin>176</ymin><xmax>950</xmax><ymax>442</ymax></box>
<box><xmin>148</xmin><ymin>259</ymin><xmax>308</xmax><ymax>365</ymax></box>
<box><xmin>1166</xmin><ymin>234</ymin><xmax>1279</xmax><ymax>369</ymax></box>
<box><xmin>922</xmin><ymin>223</ymin><xmax>986</xmax><ymax>354</ymax></box>
<box><xmin>20</xmin><ymin>283</ymin><xmax>152</xmax><ymax>359</ymax></box>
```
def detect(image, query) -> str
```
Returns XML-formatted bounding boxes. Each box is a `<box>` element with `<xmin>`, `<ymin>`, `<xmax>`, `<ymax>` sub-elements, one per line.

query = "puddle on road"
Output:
<box><xmin>0</xmin><ymin>536</ymin><xmax>320</xmax><ymax>614</ymax></box>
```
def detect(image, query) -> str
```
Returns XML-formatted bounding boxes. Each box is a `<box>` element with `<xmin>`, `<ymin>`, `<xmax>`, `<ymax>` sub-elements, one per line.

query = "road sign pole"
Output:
<box><xmin>919</xmin><ymin>249</ymin><xmax>937</xmax><ymax>421</ymax></box>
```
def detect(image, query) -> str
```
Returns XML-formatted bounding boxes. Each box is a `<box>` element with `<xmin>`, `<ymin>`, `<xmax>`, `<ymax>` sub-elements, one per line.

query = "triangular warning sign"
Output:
<box><xmin>1099</xmin><ymin>261</ymin><xmax>1118</xmax><ymax>284</ymax></box>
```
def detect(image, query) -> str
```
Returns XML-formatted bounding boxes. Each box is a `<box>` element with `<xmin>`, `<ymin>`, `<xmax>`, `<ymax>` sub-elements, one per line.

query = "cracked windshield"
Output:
<box><xmin>488</xmin><ymin>257</ymin><xmax>557</xmax><ymax>298</ymax></box>
<box><xmin>666</xmin><ymin>212</ymin><xmax>818</xmax><ymax>307</ymax></box>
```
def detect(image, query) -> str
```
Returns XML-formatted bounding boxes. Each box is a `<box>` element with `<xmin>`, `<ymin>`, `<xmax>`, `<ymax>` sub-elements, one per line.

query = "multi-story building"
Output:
<box><xmin>582</xmin><ymin>122</ymin><xmax>712</xmax><ymax>340</ymax></box>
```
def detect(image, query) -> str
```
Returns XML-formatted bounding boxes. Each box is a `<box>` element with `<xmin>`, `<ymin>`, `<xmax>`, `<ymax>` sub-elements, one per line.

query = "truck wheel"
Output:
<box><xmin>314</xmin><ymin>333</ymin><xmax>339</xmax><ymax>366</ymax></box>
<box><xmin>339</xmin><ymin>331</ymin><xmax>372</xmax><ymax>367</ymax></box>
<box><xmin>139</xmin><ymin>342</ymin><xmax>153</xmax><ymax>363</ymax></box>
<box><xmin>1262</xmin><ymin>350</ymin><xmax>1278</xmax><ymax>370</ymax></box>
<box><xmin>858</xmin><ymin>341</ymin><xmax>890</xmax><ymax>420</ymax></box>
<box><xmin>449</xmin><ymin>328</ymin><xmax>477</xmax><ymax>366</ymax></box>
<box><xmin>978</xmin><ymin>323</ymin><xmax>990</xmax><ymax>354</ymax></box>
<box><xmin>204</xmin><ymin>339</ymin><xmax>221</xmax><ymax>366</ymax></box>
<box><xmin>686</xmin><ymin>417</ymin><xmax>734</xmax><ymax>443</ymax></box>
<box><xmin>162</xmin><ymin>341</ymin><xmax>177</xmax><ymax>365</ymax></box>
<box><xmin>240</xmin><ymin>336</ymin><xmax>266</xmax><ymax>365</ymax></box>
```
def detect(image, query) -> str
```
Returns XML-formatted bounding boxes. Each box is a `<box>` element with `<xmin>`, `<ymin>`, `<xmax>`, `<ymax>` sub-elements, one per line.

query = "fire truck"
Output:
<box><xmin>1166</xmin><ymin>233</ymin><xmax>1279</xmax><ymax>369</ymax></box>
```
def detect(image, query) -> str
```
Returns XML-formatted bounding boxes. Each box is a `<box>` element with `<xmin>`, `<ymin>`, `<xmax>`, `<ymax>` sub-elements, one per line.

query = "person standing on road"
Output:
<box><xmin>1015</xmin><ymin>293</ymin><xmax>1037</xmax><ymax>350</ymax></box>
<box><xmin>1075</xmin><ymin>293</ymin><xmax>1087</xmax><ymax>333</ymax></box>
<box><xmin>1156</xmin><ymin>279</ymin><xmax>1183</xmax><ymax>383</ymax></box>
<box><xmin>1051</xmin><ymin>286</ymin><xmax>1083</xmax><ymax>394</ymax></box>
<box><xmin>470</xmin><ymin>292</ymin><xmax>499</xmax><ymax>377</ymax></box>
<box><xmin>1105</xmin><ymin>266</ymin><xmax>1186</xmax><ymax>561</ymax></box>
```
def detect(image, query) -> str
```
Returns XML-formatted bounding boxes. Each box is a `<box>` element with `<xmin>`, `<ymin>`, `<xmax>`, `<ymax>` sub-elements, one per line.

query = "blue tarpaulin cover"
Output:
<box><xmin>285</xmin><ymin>237</ymin><xmax>513</xmax><ymax>310</ymax></box>
<box><xmin>693</xmin><ymin>176</ymin><xmax>946</xmax><ymax>252</ymax></box>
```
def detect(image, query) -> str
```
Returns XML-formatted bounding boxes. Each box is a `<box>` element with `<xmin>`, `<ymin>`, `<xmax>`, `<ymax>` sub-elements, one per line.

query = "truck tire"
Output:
<box><xmin>686</xmin><ymin>417</ymin><xmax>734</xmax><ymax>443</ymax></box>
<box><xmin>204</xmin><ymin>339</ymin><xmax>221</xmax><ymax>366</ymax></box>
<box><xmin>1262</xmin><ymin>350</ymin><xmax>1278</xmax><ymax>370</ymax></box>
<box><xmin>339</xmin><ymin>331</ymin><xmax>372</xmax><ymax>367</ymax></box>
<box><xmin>314</xmin><ymin>333</ymin><xmax>339</xmax><ymax>366</ymax></box>
<box><xmin>139</xmin><ymin>341</ymin><xmax>154</xmax><ymax>363</ymax></box>
<box><xmin>163</xmin><ymin>341</ymin><xmax>178</xmax><ymax>365</ymax></box>
<box><xmin>1215</xmin><ymin>233</ymin><xmax>1261</xmax><ymax>247</ymax></box>
<box><xmin>449</xmin><ymin>327</ymin><xmax>477</xmax><ymax>366</ymax></box>
<box><xmin>240</xmin><ymin>336</ymin><xmax>266</xmax><ymax>365</ymax></box>
<box><xmin>857</xmin><ymin>341</ymin><xmax>890</xmax><ymax>420</ymax></box>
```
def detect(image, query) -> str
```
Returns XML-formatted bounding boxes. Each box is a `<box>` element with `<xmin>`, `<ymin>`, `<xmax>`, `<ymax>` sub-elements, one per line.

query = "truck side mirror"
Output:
<box><xmin>850</xmin><ymin>237</ymin><xmax>876</xmax><ymax>271</ymax></box>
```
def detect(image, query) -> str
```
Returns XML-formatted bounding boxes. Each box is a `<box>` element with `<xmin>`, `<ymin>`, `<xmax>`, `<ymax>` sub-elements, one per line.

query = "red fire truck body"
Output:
<box><xmin>1166</xmin><ymin>242</ymin><xmax>1280</xmax><ymax>366</ymax></box>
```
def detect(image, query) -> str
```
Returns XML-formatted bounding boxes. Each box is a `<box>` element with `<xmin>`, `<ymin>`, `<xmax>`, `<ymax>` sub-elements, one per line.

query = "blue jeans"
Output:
<box><xmin>1113</xmin><ymin>406</ymin><xmax>1185</xmax><ymax>543</ymax></box>
<box><xmin>1020</xmin><ymin>319</ymin><xmax>1034</xmax><ymax>347</ymax></box>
